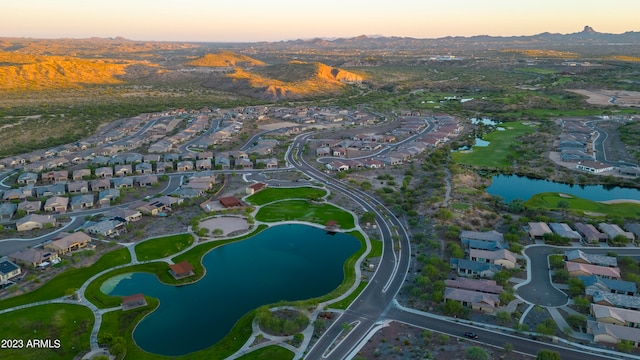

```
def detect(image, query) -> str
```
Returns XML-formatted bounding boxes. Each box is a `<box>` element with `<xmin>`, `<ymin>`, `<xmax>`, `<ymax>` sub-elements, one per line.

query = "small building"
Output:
<box><xmin>549</xmin><ymin>223</ymin><xmax>582</xmax><ymax>242</ymax></box>
<box><xmin>121</xmin><ymin>293</ymin><xmax>147</xmax><ymax>311</ymax></box>
<box><xmin>0</xmin><ymin>203</ymin><xmax>17</xmax><ymax>221</ymax></box>
<box><xmin>469</xmin><ymin>248</ymin><xmax>518</xmax><ymax>269</ymax></box>
<box><xmin>245</xmin><ymin>182</ymin><xmax>267</xmax><ymax>195</ymax></box>
<box><xmin>565</xmin><ymin>250</ymin><xmax>617</xmax><ymax>267</ymax></box>
<box><xmin>44</xmin><ymin>196</ymin><xmax>69</xmax><ymax>213</ymax></box>
<box><xmin>599</xmin><ymin>223</ymin><xmax>635</xmax><ymax>242</ymax></box>
<box><xmin>443</xmin><ymin>287</ymin><xmax>500</xmax><ymax>313</ymax></box>
<box><xmin>219</xmin><ymin>196</ymin><xmax>241</xmax><ymax>208</ymax></box>
<box><xmin>169</xmin><ymin>261</ymin><xmax>195</xmax><ymax>279</ymax></box>
<box><xmin>579</xmin><ymin>275</ymin><xmax>637</xmax><ymax>296</ymax></box>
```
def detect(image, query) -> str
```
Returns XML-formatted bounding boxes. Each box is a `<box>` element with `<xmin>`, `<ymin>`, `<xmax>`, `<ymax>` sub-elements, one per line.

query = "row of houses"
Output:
<box><xmin>445</xmin><ymin>230</ymin><xmax>518</xmax><ymax>313</ymax></box>
<box><xmin>528</xmin><ymin>222</ymin><xmax>637</xmax><ymax>243</ymax></box>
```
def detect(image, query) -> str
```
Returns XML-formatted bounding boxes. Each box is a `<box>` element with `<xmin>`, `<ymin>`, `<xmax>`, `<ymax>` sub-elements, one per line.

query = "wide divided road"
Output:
<box><xmin>287</xmin><ymin>133</ymin><xmax>411</xmax><ymax>360</ymax></box>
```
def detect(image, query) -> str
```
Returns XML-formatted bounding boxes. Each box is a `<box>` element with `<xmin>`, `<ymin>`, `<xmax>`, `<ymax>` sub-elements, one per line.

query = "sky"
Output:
<box><xmin>2</xmin><ymin>0</ymin><xmax>639</xmax><ymax>42</ymax></box>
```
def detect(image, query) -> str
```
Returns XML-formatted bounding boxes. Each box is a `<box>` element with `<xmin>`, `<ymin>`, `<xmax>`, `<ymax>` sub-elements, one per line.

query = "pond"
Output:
<box><xmin>102</xmin><ymin>224</ymin><xmax>361</xmax><ymax>356</ymax></box>
<box><xmin>486</xmin><ymin>174</ymin><xmax>640</xmax><ymax>203</ymax></box>
<box><xmin>471</xmin><ymin>117</ymin><xmax>500</xmax><ymax>126</ymax></box>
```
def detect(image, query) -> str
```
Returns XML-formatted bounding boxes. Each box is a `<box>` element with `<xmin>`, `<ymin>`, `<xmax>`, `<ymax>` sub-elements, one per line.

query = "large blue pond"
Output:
<box><xmin>102</xmin><ymin>224</ymin><xmax>361</xmax><ymax>356</ymax></box>
<box><xmin>486</xmin><ymin>174</ymin><xmax>640</xmax><ymax>203</ymax></box>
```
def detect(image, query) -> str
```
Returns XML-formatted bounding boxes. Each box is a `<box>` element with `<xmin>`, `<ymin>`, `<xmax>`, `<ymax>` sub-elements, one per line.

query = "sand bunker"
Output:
<box><xmin>200</xmin><ymin>216</ymin><xmax>250</xmax><ymax>236</ymax></box>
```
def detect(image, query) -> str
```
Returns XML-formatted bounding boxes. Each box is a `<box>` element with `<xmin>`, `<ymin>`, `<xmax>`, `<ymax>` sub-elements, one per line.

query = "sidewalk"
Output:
<box><xmin>547</xmin><ymin>307</ymin><xmax>592</xmax><ymax>342</ymax></box>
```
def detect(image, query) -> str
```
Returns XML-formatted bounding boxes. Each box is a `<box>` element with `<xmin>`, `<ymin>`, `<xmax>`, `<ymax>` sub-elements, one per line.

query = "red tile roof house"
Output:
<box><xmin>245</xmin><ymin>182</ymin><xmax>267</xmax><ymax>195</ymax></box>
<box><xmin>121</xmin><ymin>293</ymin><xmax>147</xmax><ymax>311</ymax></box>
<box><xmin>169</xmin><ymin>261</ymin><xmax>195</xmax><ymax>279</ymax></box>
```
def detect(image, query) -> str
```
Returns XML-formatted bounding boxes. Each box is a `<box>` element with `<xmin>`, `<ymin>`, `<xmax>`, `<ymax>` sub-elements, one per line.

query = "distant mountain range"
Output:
<box><xmin>262</xmin><ymin>26</ymin><xmax>640</xmax><ymax>51</ymax></box>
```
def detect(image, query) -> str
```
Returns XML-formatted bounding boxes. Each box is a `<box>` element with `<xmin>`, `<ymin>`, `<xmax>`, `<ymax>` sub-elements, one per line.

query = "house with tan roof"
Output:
<box><xmin>469</xmin><ymin>248</ymin><xmax>517</xmax><ymax>269</ymax></box>
<box><xmin>9</xmin><ymin>248</ymin><xmax>60</xmax><ymax>268</ymax></box>
<box><xmin>591</xmin><ymin>304</ymin><xmax>640</xmax><ymax>328</ymax></box>
<box><xmin>44</xmin><ymin>196</ymin><xmax>69</xmax><ymax>213</ymax></box>
<box><xmin>44</xmin><ymin>232</ymin><xmax>91</xmax><ymax>255</ymax></box>
<box><xmin>588</xmin><ymin>320</ymin><xmax>640</xmax><ymax>346</ymax></box>
<box><xmin>444</xmin><ymin>277</ymin><xmax>502</xmax><ymax>294</ymax></box>
<box><xmin>527</xmin><ymin>222</ymin><xmax>552</xmax><ymax>240</ymax></box>
<box><xmin>443</xmin><ymin>287</ymin><xmax>501</xmax><ymax>313</ymax></box>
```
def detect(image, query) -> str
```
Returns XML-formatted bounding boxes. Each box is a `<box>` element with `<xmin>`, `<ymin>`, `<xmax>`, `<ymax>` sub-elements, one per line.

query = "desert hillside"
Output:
<box><xmin>0</xmin><ymin>51</ymin><xmax>149</xmax><ymax>90</ymax></box>
<box><xmin>223</xmin><ymin>61</ymin><xmax>363</xmax><ymax>100</ymax></box>
<box><xmin>185</xmin><ymin>52</ymin><xmax>266</xmax><ymax>67</ymax></box>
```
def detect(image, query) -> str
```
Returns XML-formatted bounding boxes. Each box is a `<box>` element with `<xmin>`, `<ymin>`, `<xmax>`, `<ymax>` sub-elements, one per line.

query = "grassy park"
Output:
<box><xmin>451</xmin><ymin>121</ymin><xmax>537</xmax><ymax>168</ymax></box>
<box><xmin>525</xmin><ymin>193</ymin><xmax>640</xmax><ymax>219</ymax></box>
<box><xmin>0</xmin><ymin>247</ymin><xmax>130</xmax><ymax>311</ymax></box>
<box><xmin>0</xmin><ymin>304</ymin><xmax>94</xmax><ymax>360</ymax></box>
<box><xmin>246</xmin><ymin>187</ymin><xmax>326</xmax><ymax>205</ymax></box>
<box><xmin>236</xmin><ymin>345</ymin><xmax>294</xmax><ymax>360</ymax></box>
<box><xmin>255</xmin><ymin>200</ymin><xmax>355</xmax><ymax>229</ymax></box>
<box><xmin>134</xmin><ymin>233</ymin><xmax>194</xmax><ymax>261</ymax></box>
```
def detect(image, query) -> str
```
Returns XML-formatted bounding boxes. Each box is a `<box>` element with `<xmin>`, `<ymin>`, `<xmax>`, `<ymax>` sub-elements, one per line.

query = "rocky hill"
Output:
<box><xmin>219</xmin><ymin>61</ymin><xmax>363</xmax><ymax>100</ymax></box>
<box><xmin>0</xmin><ymin>51</ymin><xmax>149</xmax><ymax>90</ymax></box>
<box><xmin>185</xmin><ymin>52</ymin><xmax>266</xmax><ymax>67</ymax></box>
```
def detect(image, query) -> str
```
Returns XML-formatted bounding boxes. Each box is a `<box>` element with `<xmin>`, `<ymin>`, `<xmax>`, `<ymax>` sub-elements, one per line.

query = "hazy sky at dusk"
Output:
<box><xmin>2</xmin><ymin>0</ymin><xmax>638</xmax><ymax>42</ymax></box>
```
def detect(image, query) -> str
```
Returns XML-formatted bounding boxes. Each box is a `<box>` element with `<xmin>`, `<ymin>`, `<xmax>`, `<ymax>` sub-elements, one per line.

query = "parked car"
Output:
<box><xmin>464</xmin><ymin>332</ymin><xmax>479</xmax><ymax>339</ymax></box>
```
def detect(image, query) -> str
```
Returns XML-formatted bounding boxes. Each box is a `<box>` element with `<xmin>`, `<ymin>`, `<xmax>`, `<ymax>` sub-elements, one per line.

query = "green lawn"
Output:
<box><xmin>255</xmin><ymin>200</ymin><xmax>355</xmax><ymax>229</ymax></box>
<box><xmin>525</xmin><ymin>193</ymin><xmax>640</xmax><ymax>219</ymax></box>
<box><xmin>328</xmin><ymin>281</ymin><xmax>368</xmax><ymax>310</ymax></box>
<box><xmin>0</xmin><ymin>304</ymin><xmax>93</xmax><ymax>360</ymax></box>
<box><xmin>236</xmin><ymin>345</ymin><xmax>294</xmax><ymax>360</ymax></box>
<box><xmin>367</xmin><ymin>239</ymin><xmax>383</xmax><ymax>258</ymax></box>
<box><xmin>0</xmin><ymin>247</ymin><xmax>131</xmax><ymax>311</ymax></box>
<box><xmin>451</xmin><ymin>121</ymin><xmax>537</xmax><ymax>168</ymax></box>
<box><xmin>246</xmin><ymin>187</ymin><xmax>327</xmax><ymax>205</ymax></box>
<box><xmin>451</xmin><ymin>203</ymin><xmax>470</xmax><ymax>210</ymax></box>
<box><xmin>134</xmin><ymin>233</ymin><xmax>194</xmax><ymax>261</ymax></box>
<box><xmin>99</xmin><ymin>302</ymin><xmax>255</xmax><ymax>360</ymax></box>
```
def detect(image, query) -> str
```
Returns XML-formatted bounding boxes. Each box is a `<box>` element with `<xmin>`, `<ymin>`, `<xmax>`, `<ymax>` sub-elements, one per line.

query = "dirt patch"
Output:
<box><xmin>199</xmin><ymin>216</ymin><xmax>250</xmax><ymax>236</ymax></box>
<box><xmin>356</xmin><ymin>321</ymin><xmax>528</xmax><ymax>360</ymax></box>
<box><xmin>567</xmin><ymin>89</ymin><xmax>640</xmax><ymax>107</ymax></box>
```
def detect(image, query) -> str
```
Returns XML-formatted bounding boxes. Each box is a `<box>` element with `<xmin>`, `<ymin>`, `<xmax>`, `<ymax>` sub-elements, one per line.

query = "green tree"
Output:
<box><xmin>566</xmin><ymin>314</ymin><xmax>586</xmax><ymax>330</ymax></box>
<box><xmin>567</xmin><ymin>277</ymin><xmax>585</xmax><ymax>296</ymax></box>
<box><xmin>548</xmin><ymin>254</ymin><xmax>565</xmax><ymax>269</ymax></box>
<box><xmin>446</xmin><ymin>242</ymin><xmax>464</xmax><ymax>258</ymax></box>
<box><xmin>503</xmin><ymin>342</ymin><xmax>514</xmax><ymax>353</ymax></box>
<box><xmin>496</xmin><ymin>310</ymin><xmax>511</xmax><ymax>325</ymax></box>
<box><xmin>618</xmin><ymin>339</ymin><xmax>634</xmax><ymax>353</ymax></box>
<box><xmin>536</xmin><ymin>349</ymin><xmax>561</xmax><ymax>360</ymax></box>
<box><xmin>443</xmin><ymin>300</ymin><xmax>465</xmax><ymax>317</ymax></box>
<box><xmin>360</xmin><ymin>211</ymin><xmax>376</xmax><ymax>224</ymax></box>
<box><xmin>466</xmin><ymin>346</ymin><xmax>489</xmax><ymax>360</ymax></box>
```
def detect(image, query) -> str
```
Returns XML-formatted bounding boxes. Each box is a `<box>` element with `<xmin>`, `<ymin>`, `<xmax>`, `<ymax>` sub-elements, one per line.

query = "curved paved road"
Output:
<box><xmin>516</xmin><ymin>245</ymin><xmax>568</xmax><ymax>307</ymax></box>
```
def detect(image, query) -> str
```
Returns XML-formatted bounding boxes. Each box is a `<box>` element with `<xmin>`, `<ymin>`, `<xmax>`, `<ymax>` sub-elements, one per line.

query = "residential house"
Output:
<box><xmin>316</xmin><ymin>147</ymin><xmax>330</xmax><ymax>157</ymax></box>
<box><xmin>17</xmin><ymin>200</ymin><xmax>41</xmax><ymax>214</ymax></box>
<box><xmin>0</xmin><ymin>258</ymin><xmax>21</xmax><ymax>284</ymax></box>
<box><xmin>215</xmin><ymin>156</ymin><xmax>231</xmax><ymax>169</ymax></box>
<box><xmin>444</xmin><ymin>277</ymin><xmax>503</xmax><ymax>294</ymax></box>
<box><xmin>579</xmin><ymin>275</ymin><xmax>637</xmax><ymax>296</ymax></box>
<box><xmin>176</xmin><ymin>161</ymin><xmax>194</xmax><ymax>172</ymax></box>
<box><xmin>236</xmin><ymin>158</ymin><xmax>253</xmax><ymax>169</ymax></box>
<box><xmin>361</xmin><ymin>158</ymin><xmax>385</xmax><ymax>169</ymax></box>
<box><xmin>135</xmin><ymin>162</ymin><xmax>153</xmax><ymax>174</ymax></box>
<box><xmin>256</xmin><ymin>158</ymin><xmax>278</xmax><ymax>169</ymax></box>
<box><xmin>136</xmin><ymin>175</ymin><xmax>158</xmax><ymax>187</ymax></box>
<box><xmin>114</xmin><ymin>164</ymin><xmax>132</xmax><ymax>177</ymax></box>
<box><xmin>566</xmin><ymin>262</ymin><xmax>621</xmax><ymax>279</ymax></box>
<box><xmin>70</xmin><ymin>194</ymin><xmax>95</xmax><ymax>211</ymax></box>
<box><xmin>469</xmin><ymin>248</ymin><xmax>518</xmax><ymax>269</ymax></box>
<box><xmin>450</xmin><ymin>258</ymin><xmax>502</xmax><ymax>278</ymax></box>
<box><xmin>72</xmin><ymin>169</ymin><xmax>91</xmax><ymax>181</ymax></box>
<box><xmin>143</xmin><ymin>154</ymin><xmax>161</xmax><ymax>163</ymax></box>
<box><xmin>44</xmin><ymin>232</ymin><xmax>91</xmax><ymax>255</ymax></box>
<box><xmin>85</xmin><ymin>218</ymin><xmax>126</xmax><ymax>237</ymax></box>
<box><xmin>565</xmin><ymin>250</ymin><xmax>617</xmax><ymax>267</ymax></box>
<box><xmin>104</xmin><ymin>208</ymin><xmax>142</xmax><ymax>222</ymax></box>
<box><xmin>599</xmin><ymin>223</ymin><xmax>635</xmax><ymax>242</ymax></box>
<box><xmin>51</xmin><ymin>170</ymin><xmax>69</xmax><ymax>183</ymax></box>
<box><xmin>588</xmin><ymin>289</ymin><xmax>640</xmax><ymax>310</ymax></box>
<box><xmin>549</xmin><ymin>223</ymin><xmax>583</xmax><ymax>242</ymax></box>
<box><xmin>443</xmin><ymin>287</ymin><xmax>501</xmax><ymax>313</ymax></box>
<box><xmin>98</xmin><ymin>189</ymin><xmax>120</xmax><ymax>205</ymax></box>
<box><xmin>196</xmin><ymin>151</ymin><xmax>214</xmax><ymax>160</ymax></box>
<box><xmin>574</xmin><ymin>223</ymin><xmax>608</xmax><ymax>243</ymax></box>
<box><xmin>527</xmin><ymin>222</ymin><xmax>553</xmax><ymax>240</ymax></box>
<box><xmin>157</xmin><ymin>161</ymin><xmax>173</xmax><ymax>173</ymax></box>
<box><xmin>326</xmin><ymin>160</ymin><xmax>349</xmax><ymax>172</ymax></box>
<box><xmin>8</xmin><ymin>248</ymin><xmax>60</xmax><ymax>268</ymax></box>
<box><xmin>111</xmin><ymin>177</ymin><xmax>134</xmax><ymax>189</ymax></box>
<box><xmin>90</xmin><ymin>178</ymin><xmax>111</xmax><ymax>191</ymax></box>
<box><xmin>95</xmin><ymin>167</ymin><xmax>113</xmax><ymax>178</ymax></box>
<box><xmin>577</xmin><ymin>161</ymin><xmax>615</xmax><ymax>173</ymax></box>
<box><xmin>2</xmin><ymin>189</ymin><xmax>25</xmax><ymax>202</ymax></box>
<box><xmin>591</xmin><ymin>304</ymin><xmax>640</xmax><ymax>328</ymax></box>
<box><xmin>17</xmin><ymin>172</ymin><xmax>38</xmax><ymax>185</ymax></box>
<box><xmin>588</xmin><ymin>320</ymin><xmax>640</xmax><ymax>346</ymax></box>
<box><xmin>16</xmin><ymin>214</ymin><xmax>56</xmax><ymax>232</ymax></box>
<box><xmin>625</xmin><ymin>224</ymin><xmax>640</xmax><ymax>240</ymax></box>
<box><xmin>195</xmin><ymin>159</ymin><xmax>212</xmax><ymax>170</ymax></box>
<box><xmin>44</xmin><ymin>196</ymin><xmax>69</xmax><ymax>213</ymax></box>
<box><xmin>34</xmin><ymin>184</ymin><xmax>66</xmax><ymax>198</ymax></box>
<box><xmin>0</xmin><ymin>203</ymin><xmax>17</xmax><ymax>221</ymax></box>
<box><xmin>67</xmin><ymin>180</ymin><xmax>89</xmax><ymax>194</ymax></box>
<box><xmin>460</xmin><ymin>230</ymin><xmax>504</xmax><ymax>243</ymax></box>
